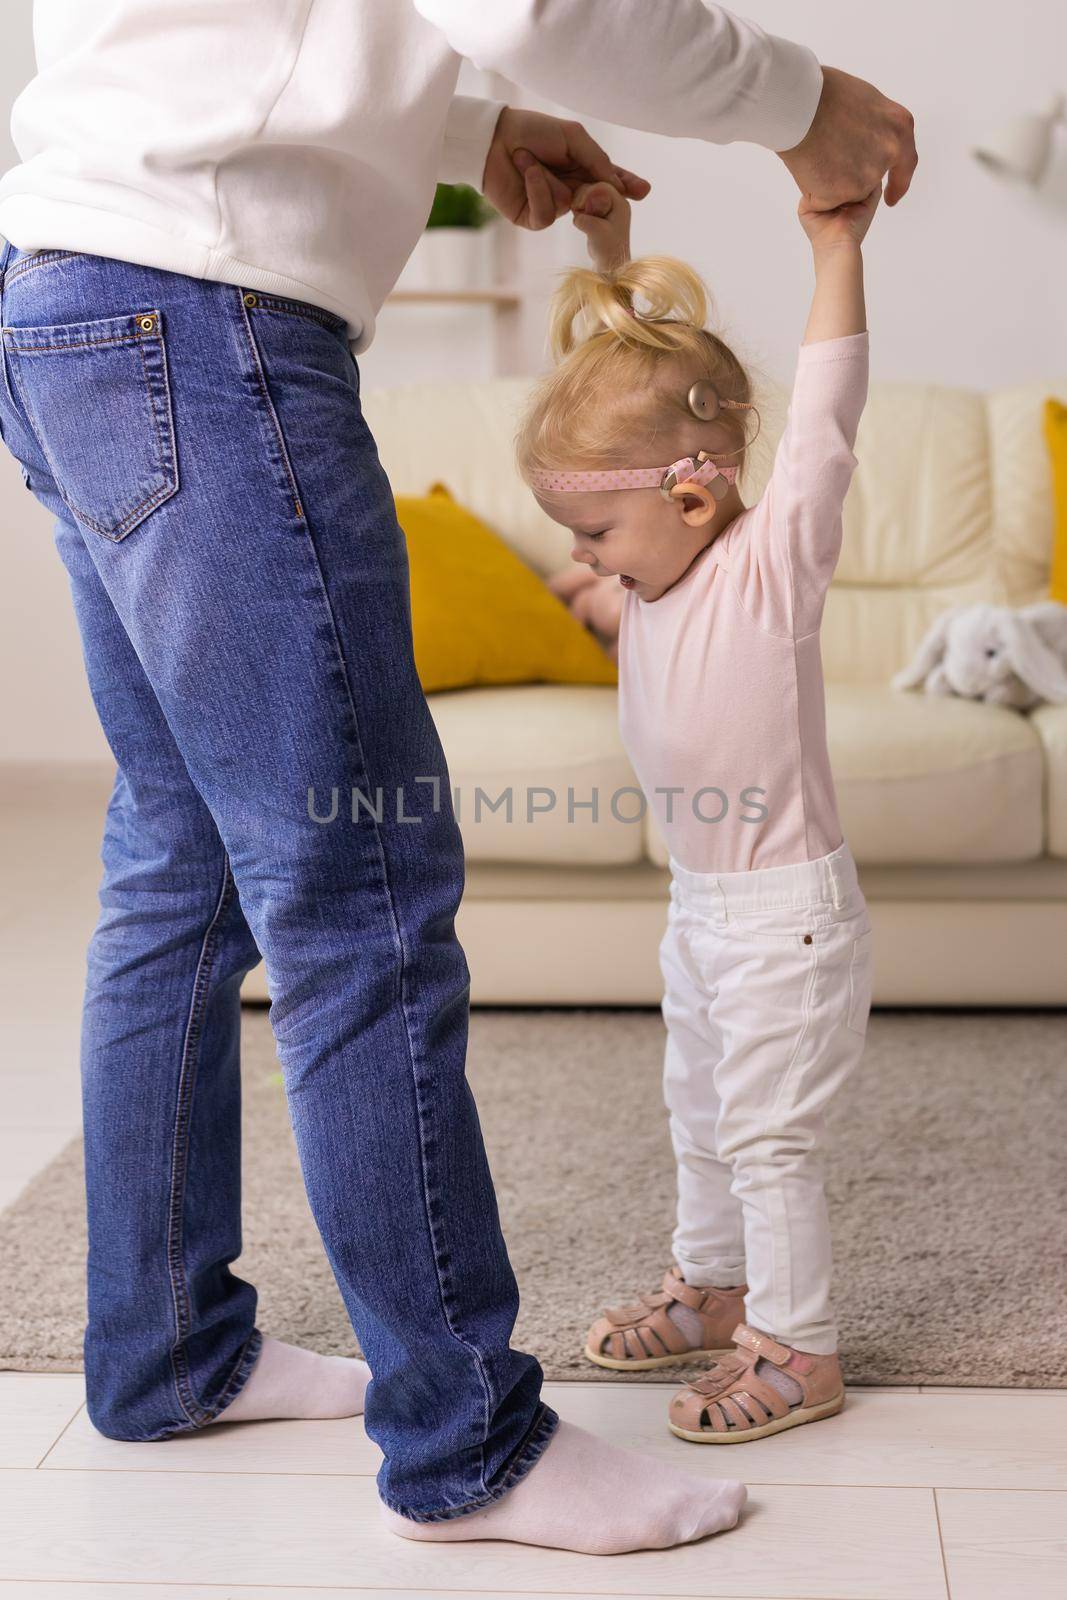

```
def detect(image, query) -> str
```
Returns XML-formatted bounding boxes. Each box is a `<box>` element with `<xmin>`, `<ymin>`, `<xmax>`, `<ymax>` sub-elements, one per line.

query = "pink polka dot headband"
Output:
<box><xmin>529</xmin><ymin>451</ymin><xmax>738</xmax><ymax>501</ymax></box>
<box><xmin>528</xmin><ymin>370</ymin><xmax>758</xmax><ymax>502</ymax></box>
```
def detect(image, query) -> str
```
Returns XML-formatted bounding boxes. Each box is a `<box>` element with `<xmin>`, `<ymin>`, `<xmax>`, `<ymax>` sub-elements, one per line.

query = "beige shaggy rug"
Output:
<box><xmin>1</xmin><ymin>1007</ymin><xmax>1065</xmax><ymax>1386</ymax></box>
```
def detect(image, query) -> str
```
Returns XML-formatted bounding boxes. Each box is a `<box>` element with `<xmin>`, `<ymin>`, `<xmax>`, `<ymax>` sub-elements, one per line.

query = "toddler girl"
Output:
<box><xmin>516</xmin><ymin>178</ymin><xmax>879</xmax><ymax>1443</ymax></box>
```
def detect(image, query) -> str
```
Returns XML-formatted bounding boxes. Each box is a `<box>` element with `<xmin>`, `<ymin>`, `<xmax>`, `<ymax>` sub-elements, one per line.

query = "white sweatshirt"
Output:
<box><xmin>0</xmin><ymin>2</ymin><xmax>822</xmax><ymax>355</ymax></box>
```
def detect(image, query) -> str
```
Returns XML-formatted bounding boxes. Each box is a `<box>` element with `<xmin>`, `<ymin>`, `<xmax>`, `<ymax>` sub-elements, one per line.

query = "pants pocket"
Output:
<box><xmin>847</xmin><ymin>927</ymin><xmax>874</xmax><ymax>1034</ymax></box>
<box><xmin>3</xmin><ymin>308</ymin><xmax>179</xmax><ymax>540</ymax></box>
<box><xmin>240</xmin><ymin>287</ymin><xmax>349</xmax><ymax>337</ymax></box>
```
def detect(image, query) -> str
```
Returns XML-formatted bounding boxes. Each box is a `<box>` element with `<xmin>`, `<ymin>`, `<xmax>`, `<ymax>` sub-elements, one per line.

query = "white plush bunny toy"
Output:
<box><xmin>891</xmin><ymin>600</ymin><xmax>1067</xmax><ymax>710</ymax></box>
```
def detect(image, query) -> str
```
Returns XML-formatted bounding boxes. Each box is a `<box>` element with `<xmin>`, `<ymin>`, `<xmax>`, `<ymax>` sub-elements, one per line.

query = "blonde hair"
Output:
<box><xmin>514</xmin><ymin>255</ymin><xmax>755</xmax><ymax>487</ymax></box>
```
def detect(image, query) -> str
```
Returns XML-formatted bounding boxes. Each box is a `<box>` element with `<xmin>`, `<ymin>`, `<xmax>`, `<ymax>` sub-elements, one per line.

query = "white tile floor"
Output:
<box><xmin>2</xmin><ymin>763</ymin><xmax>1065</xmax><ymax>1596</ymax></box>
<box><xmin>2</xmin><ymin>1373</ymin><xmax>1066</xmax><ymax>1596</ymax></box>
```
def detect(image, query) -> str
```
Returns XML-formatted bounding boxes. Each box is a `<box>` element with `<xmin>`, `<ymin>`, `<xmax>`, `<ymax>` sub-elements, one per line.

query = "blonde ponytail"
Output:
<box><xmin>516</xmin><ymin>254</ymin><xmax>755</xmax><ymax>489</ymax></box>
<box><xmin>546</xmin><ymin>254</ymin><xmax>711</xmax><ymax>362</ymax></box>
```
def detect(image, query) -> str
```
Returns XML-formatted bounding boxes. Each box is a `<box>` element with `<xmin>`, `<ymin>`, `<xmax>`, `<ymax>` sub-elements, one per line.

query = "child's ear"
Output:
<box><xmin>669</xmin><ymin>483</ymin><xmax>717</xmax><ymax>526</ymax></box>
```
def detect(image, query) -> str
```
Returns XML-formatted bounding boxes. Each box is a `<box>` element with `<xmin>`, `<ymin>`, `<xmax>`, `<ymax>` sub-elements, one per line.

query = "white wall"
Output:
<box><xmin>546</xmin><ymin>0</ymin><xmax>1067</xmax><ymax>391</ymax></box>
<box><xmin>2</xmin><ymin>1</ymin><xmax>1066</xmax><ymax>760</ymax></box>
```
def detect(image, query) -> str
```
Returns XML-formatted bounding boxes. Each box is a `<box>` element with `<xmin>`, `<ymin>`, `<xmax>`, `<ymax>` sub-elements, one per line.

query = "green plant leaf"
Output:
<box><xmin>426</xmin><ymin>183</ymin><xmax>499</xmax><ymax>230</ymax></box>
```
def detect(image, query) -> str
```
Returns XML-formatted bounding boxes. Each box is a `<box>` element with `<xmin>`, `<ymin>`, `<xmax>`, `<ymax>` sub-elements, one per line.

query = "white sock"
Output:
<box><xmin>206</xmin><ymin>1334</ymin><xmax>371</xmax><ymax>1424</ymax></box>
<box><xmin>755</xmin><ymin>1358</ymin><xmax>804</xmax><ymax>1404</ymax></box>
<box><xmin>667</xmin><ymin>1302</ymin><xmax>707</xmax><ymax>1346</ymax></box>
<box><xmin>666</xmin><ymin>1283</ymin><xmax>746</xmax><ymax>1350</ymax></box>
<box><xmin>381</xmin><ymin>1419</ymin><xmax>746</xmax><ymax>1554</ymax></box>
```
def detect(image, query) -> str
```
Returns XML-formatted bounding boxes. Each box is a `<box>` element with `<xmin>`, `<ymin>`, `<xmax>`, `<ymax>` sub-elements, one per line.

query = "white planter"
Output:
<box><xmin>394</xmin><ymin>225</ymin><xmax>496</xmax><ymax>292</ymax></box>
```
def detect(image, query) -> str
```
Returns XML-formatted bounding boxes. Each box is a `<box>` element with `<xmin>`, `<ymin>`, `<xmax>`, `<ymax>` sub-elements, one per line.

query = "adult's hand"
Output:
<box><xmin>481</xmin><ymin>106</ymin><xmax>651</xmax><ymax>231</ymax></box>
<box><xmin>778</xmin><ymin>66</ymin><xmax>917</xmax><ymax>209</ymax></box>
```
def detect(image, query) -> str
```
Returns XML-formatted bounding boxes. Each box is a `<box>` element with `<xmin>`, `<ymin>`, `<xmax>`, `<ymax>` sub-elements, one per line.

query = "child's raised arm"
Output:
<box><xmin>799</xmin><ymin>184</ymin><xmax>880</xmax><ymax>342</ymax></box>
<box><xmin>719</xmin><ymin>189</ymin><xmax>880</xmax><ymax>639</ymax></box>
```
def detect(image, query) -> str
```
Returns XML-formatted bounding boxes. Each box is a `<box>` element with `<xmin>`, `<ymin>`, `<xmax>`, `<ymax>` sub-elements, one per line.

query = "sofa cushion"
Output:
<box><xmin>988</xmin><ymin>382</ymin><xmax>1067</xmax><ymax>605</ymax></box>
<box><xmin>426</xmin><ymin>683</ymin><xmax>644</xmax><ymax>865</ymax></box>
<box><xmin>646</xmin><ymin>684</ymin><xmax>1044</xmax><ymax>866</ymax></box>
<box><xmin>1031</xmin><ymin>704</ymin><xmax>1067</xmax><ymax>860</ymax></box>
<box><xmin>1044</xmin><ymin>397</ymin><xmax>1067</xmax><ymax>606</ymax></box>
<box><xmin>398</xmin><ymin>482</ymin><xmax>616</xmax><ymax>692</ymax></box>
<box><xmin>817</xmin><ymin>386</ymin><xmax>999</xmax><ymax>685</ymax></box>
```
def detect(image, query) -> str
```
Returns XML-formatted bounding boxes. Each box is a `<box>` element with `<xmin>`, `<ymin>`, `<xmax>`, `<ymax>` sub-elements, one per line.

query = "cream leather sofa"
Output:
<box><xmin>243</xmin><ymin>369</ymin><xmax>1067</xmax><ymax>1008</ymax></box>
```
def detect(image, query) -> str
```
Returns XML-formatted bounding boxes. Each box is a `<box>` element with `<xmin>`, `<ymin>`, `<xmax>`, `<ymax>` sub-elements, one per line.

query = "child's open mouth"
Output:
<box><xmin>619</xmin><ymin>574</ymin><xmax>636</xmax><ymax>588</ymax></box>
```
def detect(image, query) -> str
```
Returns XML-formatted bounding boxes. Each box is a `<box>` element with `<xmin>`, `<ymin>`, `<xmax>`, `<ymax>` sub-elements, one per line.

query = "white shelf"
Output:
<box><xmin>385</xmin><ymin>287</ymin><xmax>523</xmax><ymax>306</ymax></box>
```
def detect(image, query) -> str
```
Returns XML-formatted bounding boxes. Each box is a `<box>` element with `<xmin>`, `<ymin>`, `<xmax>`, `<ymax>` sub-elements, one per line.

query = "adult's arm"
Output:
<box><xmin>438</xmin><ymin>94</ymin><xmax>508</xmax><ymax>188</ymax></box>
<box><xmin>414</xmin><ymin>0</ymin><xmax>823</xmax><ymax>155</ymax></box>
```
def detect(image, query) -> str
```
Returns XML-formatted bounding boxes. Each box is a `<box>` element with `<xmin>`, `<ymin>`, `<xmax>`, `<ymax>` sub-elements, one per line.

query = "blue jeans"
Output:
<box><xmin>0</xmin><ymin>238</ymin><xmax>556</xmax><ymax>1519</ymax></box>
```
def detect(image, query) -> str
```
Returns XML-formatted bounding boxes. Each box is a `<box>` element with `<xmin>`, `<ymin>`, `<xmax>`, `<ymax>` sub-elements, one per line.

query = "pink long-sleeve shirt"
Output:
<box><xmin>617</xmin><ymin>330</ymin><xmax>869</xmax><ymax>874</ymax></box>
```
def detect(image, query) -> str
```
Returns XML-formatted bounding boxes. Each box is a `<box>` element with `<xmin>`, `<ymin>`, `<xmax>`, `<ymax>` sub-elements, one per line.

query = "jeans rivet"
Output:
<box><xmin>803</xmin><ymin>934</ymin><xmax>813</xmax><ymax>944</ymax></box>
<box><xmin>138</xmin><ymin>314</ymin><xmax>156</xmax><ymax>333</ymax></box>
<box><xmin>243</xmin><ymin>292</ymin><xmax>258</xmax><ymax>308</ymax></box>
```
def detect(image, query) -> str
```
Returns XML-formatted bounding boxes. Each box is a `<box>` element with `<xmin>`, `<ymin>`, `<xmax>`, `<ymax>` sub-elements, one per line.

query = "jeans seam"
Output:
<box><xmin>122</xmin><ymin>1324</ymin><xmax>265</xmax><ymax>1441</ymax></box>
<box><xmin>132</xmin><ymin>316</ymin><xmax>179</xmax><ymax>517</ymax></box>
<box><xmin>166</xmin><ymin>858</ymin><xmax>237</xmax><ymax>1427</ymax></box>
<box><xmin>379</xmin><ymin>1402</ymin><xmax>560</xmax><ymax>1523</ymax></box>
<box><xmin>250</xmin><ymin>295</ymin><xmax>348</xmax><ymax>336</ymax></box>
<box><xmin>2</xmin><ymin>250</ymin><xmax>81</xmax><ymax>286</ymax></box>
<box><xmin>236</xmin><ymin>290</ymin><xmax>305</xmax><ymax>519</ymax></box>
<box><xmin>196</xmin><ymin>1324</ymin><xmax>265</xmax><ymax>1426</ymax></box>
<box><xmin>4</xmin><ymin>356</ymin><xmax>73</xmax><ymax>525</ymax></box>
<box><xmin>235</xmin><ymin>298</ymin><xmax>497</xmax><ymax>1494</ymax></box>
<box><xmin>0</xmin><ymin>259</ymin><xmax>15</xmax><ymax>418</ymax></box>
<box><xmin>6</xmin><ymin>331</ymin><xmax>148</xmax><ymax>354</ymax></box>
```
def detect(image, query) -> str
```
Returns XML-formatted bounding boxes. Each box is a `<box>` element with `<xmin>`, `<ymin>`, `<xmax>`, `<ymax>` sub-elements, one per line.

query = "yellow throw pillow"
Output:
<box><xmin>1045</xmin><ymin>397</ymin><xmax>1067</xmax><ymax>605</ymax></box>
<box><xmin>395</xmin><ymin>482</ymin><xmax>617</xmax><ymax>693</ymax></box>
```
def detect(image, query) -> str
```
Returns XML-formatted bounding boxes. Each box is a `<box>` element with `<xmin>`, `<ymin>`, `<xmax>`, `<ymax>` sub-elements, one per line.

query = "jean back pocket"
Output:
<box><xmin>3</xmin><ymin>308</ymin><xmax>178</xmax><ymax>540</ymax></box>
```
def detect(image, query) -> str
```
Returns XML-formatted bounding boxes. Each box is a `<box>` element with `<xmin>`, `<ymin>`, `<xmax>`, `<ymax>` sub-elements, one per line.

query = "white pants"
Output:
<box><xmin>658</xmin><ymin>838</ymin><xmax>874</xmax><ymax>1355</ymax></box>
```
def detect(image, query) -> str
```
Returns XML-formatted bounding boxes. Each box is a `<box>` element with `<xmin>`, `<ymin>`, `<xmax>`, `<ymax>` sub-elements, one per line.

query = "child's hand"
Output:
<box><xmin>575</xmin><ymin>575</ymin><xmax>625</xmax><ymax>642</ymax></box>
<box><xmin>798</xmin><ymin>183</ymin><xmax>882</xmax><ymax>251</ymax></box>
<box><xmin>571</xmin><ymin>180</ymin><xmax>632</xmax><ymax>273</ymax></box>
<box><xmin>547</xmin><ymin>564</ymin><xmax>624</xmax><ymax>652</ymax></box>
<box><xmin>547</xmin><ymin>564</ymin><xmax>600</xmax><ymax>603</ymax></box>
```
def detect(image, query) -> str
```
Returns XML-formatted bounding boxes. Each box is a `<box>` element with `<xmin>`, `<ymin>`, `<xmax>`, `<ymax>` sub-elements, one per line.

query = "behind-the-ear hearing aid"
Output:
<box><xmin>527</xmin><ymin>376</ymin><xmax>760</xmax><ymax>499</ymax></box>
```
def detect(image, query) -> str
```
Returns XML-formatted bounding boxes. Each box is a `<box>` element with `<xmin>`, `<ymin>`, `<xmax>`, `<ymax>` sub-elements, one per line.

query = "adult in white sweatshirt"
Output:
<box><xmin>0</xmin><ymin>0</ymin><xmax>915</xmax><ymax>1560</ymax></box>
<box><xmin>0</xmin><ymin>2</ymin><xmax>916</xmax><ymax>354</ymax></box>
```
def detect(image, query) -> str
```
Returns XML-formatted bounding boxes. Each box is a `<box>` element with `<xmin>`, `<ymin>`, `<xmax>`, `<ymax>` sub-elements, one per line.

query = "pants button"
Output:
<box><xmin>803</xmin><ymin>934</ymin><xmax>813</xmax><ymax>944</ymax></box>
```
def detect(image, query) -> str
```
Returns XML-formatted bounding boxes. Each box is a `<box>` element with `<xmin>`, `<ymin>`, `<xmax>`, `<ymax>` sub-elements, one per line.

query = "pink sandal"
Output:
<box><xmin>584</xmin><ymin>1266</ymin><xmax>748</xmax><ymax>1371</ymax></box>
<box><xmin>668</xmin><ymin>1324</ymin><xmax>845</xmax><ymax>1442</ymax></box>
